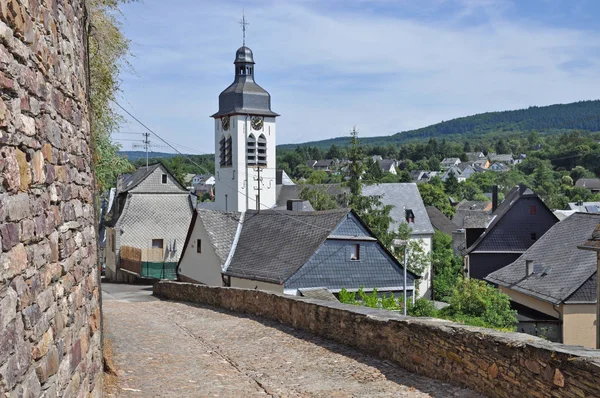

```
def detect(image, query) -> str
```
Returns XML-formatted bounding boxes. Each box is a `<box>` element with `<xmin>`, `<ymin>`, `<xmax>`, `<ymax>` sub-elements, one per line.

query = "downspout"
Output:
<box><xmin>245</xmin><ymin>115</ymin><xmax>249</xmax><ymax>211</ymax></box>
<box><xmin>553</xmin><ymin>304</ymin><xmax>563</xmax><ymax>344</ymax></box>
<box><xmin>222</xmin><ymin>212</ymin><xmax>245</xmax><ymax>273</ymax></box>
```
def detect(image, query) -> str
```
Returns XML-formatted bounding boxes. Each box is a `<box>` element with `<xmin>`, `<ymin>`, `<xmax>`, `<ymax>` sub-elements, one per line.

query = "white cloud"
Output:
<box><xmin>115</xmin><ymin>0</ymin><xmax>600</xmax><ymax>153</ymax></box>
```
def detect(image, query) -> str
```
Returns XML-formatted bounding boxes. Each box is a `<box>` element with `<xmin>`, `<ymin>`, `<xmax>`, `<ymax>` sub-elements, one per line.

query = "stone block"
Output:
<box><xmin>0</xmin><ymin>243</ymin><xmax>28</xmax><ymax>281</ymax></box>
<box><xmin>1</xmin><ymin>222</ymin><xmax>19</xmax><ymax>250</ymax></box>
<box><xmin>20</xmin><ymin>114</ymin><xmax>35</xmax><ymax>136</ymax></box>
<box><xmin>16</xmin><ymin>148</ymin><xmax>31</xmax><ymax>191</ymax></box>
<box><xmin>19</xmin><ymin>369</ymin><xmax>42</xmax><ymax>398</ymax></box>
<box><xmin>36</xmin><ymin>288</ymin><xmax>54</xmax><ymax>312</ymax></box>
<box><xmin>22</xmin><ymin>303</ymin><xmax>41</xmax><ymax>330</ymax></box>
<box><xmin>1</xmin><ymin>148</ymin><xmax>21</xmax><ymax>191</ymax></box>
<box><xmin>7</xmin><ymin>192</ymin><xmax>31</xmax><ymax>221</ymax></box>
<box><xmin>20</xmin><ymin>218</ymin><xmax>35</xmax><ymax>242</ymax></box>
<box><xmin>33</xmin><ymin>328</ymin><xmax>54</xmax><ymax>360</ymax></box>
<box><xmin>35</xmin><ymin>346</ymin><xmax>59</xmax><ymax>384</ymax></box>
<box><xmin>31</xmin><ymin>151</ymin><xmax>45</xmax><ymax>183</ymax></box>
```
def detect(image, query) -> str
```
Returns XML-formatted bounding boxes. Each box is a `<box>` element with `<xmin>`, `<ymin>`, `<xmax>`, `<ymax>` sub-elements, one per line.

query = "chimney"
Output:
<box><xmin>526</xmin><ymin>260</ymin><xmax>534</xmax><ymax>276</ymax></box>
<box><xmin>287</xmin><ymin>199</ymin><xmax>303</xmax><ymax>211</ymax></box>
<box><xmin>492</xmin><ymin>185</ymin><xmax>498</xmax><ymax>212</ymax></box>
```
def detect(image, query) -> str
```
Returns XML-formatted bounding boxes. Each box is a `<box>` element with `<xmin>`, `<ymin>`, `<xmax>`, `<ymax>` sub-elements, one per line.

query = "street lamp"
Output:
<box><xmin>393</xmin><ymin>239</ymin><xmax>409</xmax><ymax>316</ymax></box>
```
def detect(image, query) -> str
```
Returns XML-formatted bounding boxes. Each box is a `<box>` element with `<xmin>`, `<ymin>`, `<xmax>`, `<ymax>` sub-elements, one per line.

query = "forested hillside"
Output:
<box><xmin>279</xmin><ymin>100</ymin><xmax>600</xmax><ymax>149</ymax></box>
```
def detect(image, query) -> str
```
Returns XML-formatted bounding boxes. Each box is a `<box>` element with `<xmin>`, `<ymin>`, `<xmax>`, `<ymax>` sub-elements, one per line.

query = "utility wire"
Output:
<box><xmin>112</xmin><ymin>99</ymin><xmax>342</xmax><ymax>233</ymax></box>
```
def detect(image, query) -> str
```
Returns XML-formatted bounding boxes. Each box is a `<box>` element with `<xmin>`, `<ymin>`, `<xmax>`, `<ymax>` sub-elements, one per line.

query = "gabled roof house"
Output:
<box><xmin>178</xmin><ymin>209</ymin><xmax>417</xmax><ymax>297</ymax></box>
<box><xmin>105</xmin><ymin>163</ymin><xmax>193</xmax><ymax>280</ymax></box>
<box><xmin>464</xmin><ymin>185</ymin><xmax>558</xmax><ymax>280</ymax></box>
<box><xmin>486</xmin><ymin>213</ymin><xmax>600</xmax><ymax>348</ymax></box>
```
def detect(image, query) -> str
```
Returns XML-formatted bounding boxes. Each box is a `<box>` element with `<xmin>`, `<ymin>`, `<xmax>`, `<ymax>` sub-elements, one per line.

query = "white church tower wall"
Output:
<box><xmin>212</xmin><ymin>44</ymin><xmax>279</xmax><ymax>212</ymax></box>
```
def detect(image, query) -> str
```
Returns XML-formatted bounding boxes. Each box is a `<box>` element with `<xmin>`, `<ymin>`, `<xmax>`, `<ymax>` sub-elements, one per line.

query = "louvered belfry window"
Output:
<box><xmin>257</xmin><ymin>134</ymin><xmax>267</xmax><ymax>167</ymax></box>
<box><xmin>220</xmin><ymin>136</ymin><xmax>233</xmax><ymax>167</ymax></box>
<box><xmin>247</xmin><ymin>134</ymin><xmax>256</xmax><ymax>165</ymax></box>
<box><xmin>225</xmin><ymin>136</ymin><xmax>232</xmax><ymax>166</ymax></box>
<box><xmin>219</xmin><ymin>136</ymin><xmax>226</xmax><ymax>166</ymax></box>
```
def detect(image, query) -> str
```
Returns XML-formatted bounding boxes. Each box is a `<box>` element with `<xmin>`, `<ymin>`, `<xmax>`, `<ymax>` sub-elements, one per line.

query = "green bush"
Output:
<box><xmin>439</xmin><ymin>278</ymin><xmax>517</xmax><ymax>330</ymax></box>
<box><xmin>338</xmin><ymin>288</ymin><xmax>357</xmax><ymax>305</ymax></box>
<box><xmin>407</xmin><ymin>298</ymin><xmax>438</xmax><ymax>317</ymax></box>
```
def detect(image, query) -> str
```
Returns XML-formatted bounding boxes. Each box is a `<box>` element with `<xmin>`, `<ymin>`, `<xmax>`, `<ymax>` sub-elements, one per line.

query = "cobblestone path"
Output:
<box><xmin>102</xmin><ymin>285</ymin><xmax>482</xmax><ymax>397</ymax></box>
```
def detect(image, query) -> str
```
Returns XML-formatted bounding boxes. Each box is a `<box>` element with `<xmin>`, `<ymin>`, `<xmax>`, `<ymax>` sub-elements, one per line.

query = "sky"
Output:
<box><xmin>115</xmin><ymin>0</ymin><xmax>600</xmax><ymax>155</ymax></box>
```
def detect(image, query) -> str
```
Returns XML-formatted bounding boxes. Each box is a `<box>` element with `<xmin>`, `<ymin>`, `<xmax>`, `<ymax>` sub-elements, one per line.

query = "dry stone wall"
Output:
<box><xmin>0</xmin><ymin>0</ymin><xmax>102</xmax><ymax>396</ymax></box>
<box><xmin>155</xmin><ymin>281</ymin><xmax>600</xmax><ymax>398</ymax></box>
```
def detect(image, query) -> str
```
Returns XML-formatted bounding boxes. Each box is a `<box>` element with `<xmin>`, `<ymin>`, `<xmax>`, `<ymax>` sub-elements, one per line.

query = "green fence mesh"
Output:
<box><xmin>141</xmin><ymin>262</ymin><xmax>177</xmax><ymax>280</ymax></box>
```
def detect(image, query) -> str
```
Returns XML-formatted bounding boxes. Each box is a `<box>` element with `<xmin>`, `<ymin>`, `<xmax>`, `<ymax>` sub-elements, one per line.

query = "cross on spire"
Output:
<box><xmin>239</xmin><ymin>11</ymin><xmax>249</xmax><ymax>46</ymax></box>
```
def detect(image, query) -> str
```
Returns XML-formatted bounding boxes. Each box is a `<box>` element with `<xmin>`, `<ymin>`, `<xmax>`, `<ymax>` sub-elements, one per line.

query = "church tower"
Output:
<box><xmin>211</xmin><ymin>40</ymin><xmax>279</xmax><ymax>212</ymax></box>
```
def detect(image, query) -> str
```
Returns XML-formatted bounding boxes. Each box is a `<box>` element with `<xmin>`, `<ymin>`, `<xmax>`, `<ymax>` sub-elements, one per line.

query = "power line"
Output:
<box><xmin>112</xmin><ymin>100</ymin><xmax>340</xmax><ymax>233</ymax></box>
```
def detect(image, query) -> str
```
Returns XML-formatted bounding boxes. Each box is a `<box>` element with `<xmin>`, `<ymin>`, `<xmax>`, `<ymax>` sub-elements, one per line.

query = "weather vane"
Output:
<box><xmin>239</xmin><ymin>10</ymin><xmax>249</xmax><ymax>46</ymax></box>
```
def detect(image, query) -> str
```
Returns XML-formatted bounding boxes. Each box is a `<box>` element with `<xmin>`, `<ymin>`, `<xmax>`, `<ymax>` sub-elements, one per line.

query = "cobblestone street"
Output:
<box><xmin>102</xmin><ymin>283</ymin><xmax>482</xmax><ymax>397</ymax></box>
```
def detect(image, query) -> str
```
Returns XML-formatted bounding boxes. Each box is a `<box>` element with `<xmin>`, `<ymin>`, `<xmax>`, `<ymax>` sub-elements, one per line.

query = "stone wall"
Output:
<box><xmin>154</xmin><ymin>281</ymin><xmax>600</xmax><ymax>398</ymax></box>
<box><xmin>0</xmin><ymin>0</ymin><xmax>102</xmax><ymax>396</ymax></box>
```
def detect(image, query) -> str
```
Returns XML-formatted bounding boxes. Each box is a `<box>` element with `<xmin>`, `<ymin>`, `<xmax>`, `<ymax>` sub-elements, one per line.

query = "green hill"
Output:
<box><xmin>118</xmin><ymin>151</ymin><xmax>180</xmax><ymax>161</ymax></box>
<box><xmin>278</xmin><ymin>100</ymin><xmax>600</xmax><ymax>149</ymax></box>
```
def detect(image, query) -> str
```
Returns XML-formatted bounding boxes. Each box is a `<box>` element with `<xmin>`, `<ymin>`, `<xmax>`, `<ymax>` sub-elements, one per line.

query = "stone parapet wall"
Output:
<box><xmin>0</xmin><ymin>0</ymin><xmax>102</xmax><ymax>396</ymax></box>
<box><xmin>154</xmin><ymin>281</ymin><xmax>600</xmax><ymax>398</ymax></box>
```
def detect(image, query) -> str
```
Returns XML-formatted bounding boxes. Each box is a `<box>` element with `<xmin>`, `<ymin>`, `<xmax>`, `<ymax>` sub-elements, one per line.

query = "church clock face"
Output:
<box><xmin>221</xmin><ymin>116</ymin><xmax>230</xmax><ymax>131</ymax></box>
<box><xmin>251</xmin><ymin>116</ymin><xmax>263</xmax><ymax>131</ymax></box>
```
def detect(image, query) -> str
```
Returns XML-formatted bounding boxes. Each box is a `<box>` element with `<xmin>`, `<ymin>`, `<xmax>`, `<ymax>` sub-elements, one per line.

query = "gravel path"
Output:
<box><xmin>102</xmin><ymin>286</ymin><xmax>482</xmax><ymax>397</ymax></box>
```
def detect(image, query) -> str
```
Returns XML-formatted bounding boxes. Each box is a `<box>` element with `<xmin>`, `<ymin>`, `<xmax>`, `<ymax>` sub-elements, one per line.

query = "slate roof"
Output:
<box><xmin>425</xmin><ymin>206</ymin><xmax>457</xmax><ymax>235</ymax></box>
<box><xmin>362</xmin><ymin>183</ymin><xmax>434</xmax><ymax>235</ymax></box>
<box><xmin>567</xmin><ymin>201</ymin><xmax>600</xmax><ymax>212</ymax></box>
<box><xmin>378</xmin><ymin>159</ymin><xmax>396</xmax><ymax>171</ymax></box>
<box><xmin>465</xmin><ymin>152</ymin><xmax>485</xmax><ymax>161</ymax></box>
<box><xmin>466</xmin><ymin>185</ymin><xmax>557</xmax><ymax>254</ymax></box>
<box><xmin>441</xmin><ymin>157</ymin><xmax>460</xmax><ymax>165</ymax></box>
<box><xmin>575</xmin><ymin>178</ymin><xmax>600</xmax><ymax>190</ymax></box>
<box><xmin>276</xmin><ymin>183</ymin><xmax>433</xmax><ymax>235</ymax></box>
<box><xmin>453</xmin><ymin>200</ymin><xmax>492</xmax><ymax>228</ymax></box>
<box><xmin>314</xmin><ymin>159</ymin><xmax>335</xmax><ymax>168</ymax></box>
<box><xmin>211</xmin><ymin>46</ymin><xmax>278</xmax><ymax>118</ymax></box>
<box><xmin>224</xmin><ymin>209</ymin><xmax>350</xmax><ymax>283</ymax></box>
<box><xmin>118</xmin><ymin>164</ymin><xmax>161</xmax><ymax>192</ymax></box>
<box><xmin>488</xmin><ymin>153</ymin><xmax>514</xmax><ymax>163</ymax></box>
<box><xmin>178</xmin><ymin>210</ymin><xmax>242</xmax><ymax>267</ymax></box>
<box><xmin>486</xmin><ymin>213</ymin><xmax>600</xmax><ymax>305</ymax></box>
<box><xmin>275</xmin><ymin>184</ymin><xmax>346</xmax><ymax>208</ymax></box>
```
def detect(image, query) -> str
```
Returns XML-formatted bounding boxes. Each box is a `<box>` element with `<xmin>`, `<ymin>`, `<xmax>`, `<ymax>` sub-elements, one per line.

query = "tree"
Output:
<box><xmin>299</xmin><ymin>186</ymin><xmax>338</xmax><ymax>210</ymax></box>
<box><xmin>326</xmin><ymin>144</ymin><xmax>343</xmax><ymax>159</ymax></box>
<box><xmin>345</xmin><ymin>127</ymin><xmax>395</xmax><ymax>247</ymax></box>
<box><xmin>439</xmin><ymin>278</ymin><xmax>518</xmax><ymax>330</ymax></box>
<box><xmin>428</xmin><ymin>157</ymin><xmax>440</xmax><ymax>171</ymax></box>
<box><xmin>444</xmin><ymin>171</ymin><xmax>461</xmax><ymax>197</ymax></box>
<box><xmin>418</xmin><ymin>183</ymin><xmax>454</xmax><ymax>217</ymax></box>
<box><xmin>463</xmin><ymin>141</ymin><xmax>472</xmax><ymax>152</ymax></box>
<box><xmin>431</xmin><ymin>231</ymin><xmax>462</xmax><ymax>302</ymax></box>
<box><xmin>570</xmin><ymin>166</ymin><xmax>594</xmax><ymax>183</ymax></box>
<box><xmin>88</xmin><ymin>0</ymin><xmax>136</xmax><ymax>192</ymax></box>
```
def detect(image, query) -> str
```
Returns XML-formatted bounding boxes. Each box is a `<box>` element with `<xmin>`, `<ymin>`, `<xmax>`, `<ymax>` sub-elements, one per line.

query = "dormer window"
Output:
<box><xmin>350</xmin><ymin>244</ymin><xmax>360</xmax><ymax>261</ymax></box>
<box><xmin>405</xmin><ymin>209</ymin><xmax>415</xmax><ymax>223</ymax></box>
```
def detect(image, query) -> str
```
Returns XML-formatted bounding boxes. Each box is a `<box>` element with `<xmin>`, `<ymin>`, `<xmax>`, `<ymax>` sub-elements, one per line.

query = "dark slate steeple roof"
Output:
<box><xmin>211</xmin><ymin>46</ymin><xmax>279</xmax><ymax>118</ymax></box>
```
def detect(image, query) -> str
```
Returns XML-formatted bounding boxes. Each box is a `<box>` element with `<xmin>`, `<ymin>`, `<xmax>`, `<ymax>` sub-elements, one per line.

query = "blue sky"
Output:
<box><xmin>115</xmin><ymin>0</ymin><xmax>600</xmax><ymax>155</ymax></box>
